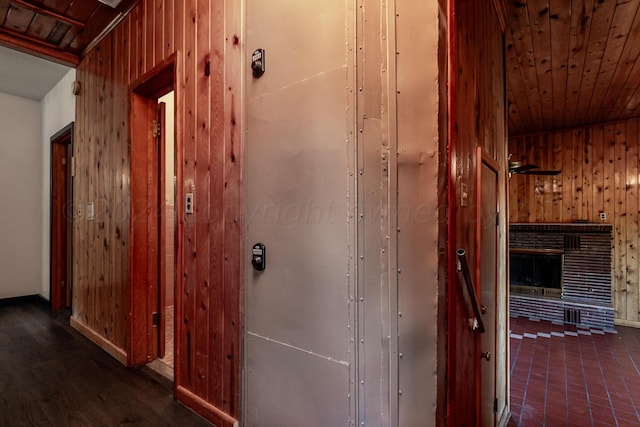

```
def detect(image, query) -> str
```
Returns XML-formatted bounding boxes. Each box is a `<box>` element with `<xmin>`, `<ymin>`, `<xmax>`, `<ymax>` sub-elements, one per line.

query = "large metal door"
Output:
<box><xmin>244</xmin><ymin>1</ymin><xmax>355</xmax><ymax>425</ymax></box>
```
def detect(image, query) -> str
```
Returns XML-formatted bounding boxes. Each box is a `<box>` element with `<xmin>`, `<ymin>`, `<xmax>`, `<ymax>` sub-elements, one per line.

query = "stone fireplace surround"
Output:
<box><xmin>509</xmin><ymin>223</ymin><xmax>614</xmax><ymax>330</ymax></box>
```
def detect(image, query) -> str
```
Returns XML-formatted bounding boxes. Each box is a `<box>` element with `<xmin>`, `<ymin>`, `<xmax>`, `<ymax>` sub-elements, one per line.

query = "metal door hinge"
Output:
<box><xmin>496</xmin><ymin>212</ymin><xmax>500</xmax><ymax>226</ymax></box>
<box><xmin>493</xmin><ymin>397</ymin><xmax>498</xmax><ymax>412</ymax></box>
<box><xmin>71</xmin><ymin>156</ymin><xmax>75</xmax><ymax>177</ymax></box>
<box><xmin>151</xmin><ymin>120</ymin><xmax>161</xmax><ymax>138</ymax></box>
<box><xmin>152</xmin><ymin>312</ymin><xmax>160</xmax><ymax>326</ymax></box>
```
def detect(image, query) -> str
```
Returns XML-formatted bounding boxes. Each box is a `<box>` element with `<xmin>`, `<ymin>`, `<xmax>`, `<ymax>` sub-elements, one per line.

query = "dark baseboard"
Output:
<box><xmin>0</xmin><ymin>294</ymin><xmax>50</xmax><ymax>308</ymax></box>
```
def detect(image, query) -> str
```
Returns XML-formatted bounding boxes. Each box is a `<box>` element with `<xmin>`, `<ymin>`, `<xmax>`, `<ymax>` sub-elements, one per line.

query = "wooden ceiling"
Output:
<box><xmin>0</xmin><ymin>0</ymin><xmax>138</xmax><ymax>66</ymax></box>
<box><xmin>1</xmin><ymin>0</ymin><xmax>636</xmax><ymax>136</ymax></box>
<box><xmin>506</xmin><ymin>0</ymin><xmax>640</xmax><ymax>136</ymax></box>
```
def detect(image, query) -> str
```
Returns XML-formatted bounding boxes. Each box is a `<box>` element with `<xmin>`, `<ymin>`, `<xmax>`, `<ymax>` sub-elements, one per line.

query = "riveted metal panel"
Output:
<box><xmin>245</xmin><ymin>334</ymin><xmax>351</xmax><ymax>427</ymax></box>
<box><xmin>244</xmin><ymin>0</ymin><xmax>357</xmax><ymax>425</ymax></box>
<box><xmin>395</xmin><ymin>0</ymin><xmax>442</xmax><ymax>425</ymax></box>
<box><xmin>354</xmin><ymin>0</ymin><xmax>398</xmax><ymax>422</ymax></box>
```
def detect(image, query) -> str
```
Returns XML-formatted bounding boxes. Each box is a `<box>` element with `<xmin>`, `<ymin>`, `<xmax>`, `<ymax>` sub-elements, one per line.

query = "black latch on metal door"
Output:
<box><xmin>252</xmin><ymin>243</ymin><xmax>266</xmax><ymax>271</ymax></box>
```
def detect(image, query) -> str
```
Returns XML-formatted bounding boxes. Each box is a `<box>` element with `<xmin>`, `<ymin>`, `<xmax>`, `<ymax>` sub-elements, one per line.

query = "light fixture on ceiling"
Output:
<box><xmin>98</xmin><ymin>0</ymin><xmax>124</xmax><ymax>8</ymax></box>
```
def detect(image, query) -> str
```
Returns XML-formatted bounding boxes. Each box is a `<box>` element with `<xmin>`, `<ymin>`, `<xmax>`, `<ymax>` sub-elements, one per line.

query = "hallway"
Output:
<box><xmin>510</xmin><ymin>316</ymin><xmax>640</xmax><ymax>426</ymax></box>
<box><xmin>0</xmin><ymin>300</ymin><xmax>209</xmax><ymax>427</ymax></box>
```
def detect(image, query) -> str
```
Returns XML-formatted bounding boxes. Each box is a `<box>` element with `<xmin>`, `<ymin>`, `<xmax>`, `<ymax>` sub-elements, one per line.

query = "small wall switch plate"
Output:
<box><xmin>87</xmin><ymin>202</ymin><xmax>95</xmax><ymax>221</ymax></box>
<box><xmin>186</xmin><ymin>193</ymin><xmax>194</xmax><ymax>214</ymax></box>
<box><xmin>599</xmin><ymin>212</ymin><xmax>606</xmax><ymax>221</ymax></box>
<box><xmin>460</xmin><ymin>182</ymin><xmax>469</xmax><ymax>207</ymax></box>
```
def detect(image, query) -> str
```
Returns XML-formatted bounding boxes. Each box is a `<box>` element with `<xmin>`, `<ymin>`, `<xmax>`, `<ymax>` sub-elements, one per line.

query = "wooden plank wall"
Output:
<box><xmin>449</xmin><ymin>0</ymin><xmax>508</xmax><ymax>425</ymax></box>
<box><xmin>509</xmin><ymin>119</ymin><xmax>640</xmax><ymax>324</ymax></box>
<box><xmin>72</xmin><ymin>0</ymin><xmax>242</xmax><ymax>423</ymax></box>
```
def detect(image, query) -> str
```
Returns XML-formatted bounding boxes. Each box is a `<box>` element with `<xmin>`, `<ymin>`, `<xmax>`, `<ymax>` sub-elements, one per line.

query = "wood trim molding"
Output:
<box><xmin>614</xmin><ymin>318</ymin><xmax>640</xmax><ymax>328</ymax></box>
<box><xmin>176</xmin><ymin>386</ymin><xmax>239</xmax><ymax>427</ymax></box>
<box><xmin>0</xmin><ymin>30</ymin><xmax>80</xmax><ymax>67</ymax></box>
<box><xmin>70</xmin><ymin>317</ymin><xmax>128</xmax><ymax>365</ymax></box>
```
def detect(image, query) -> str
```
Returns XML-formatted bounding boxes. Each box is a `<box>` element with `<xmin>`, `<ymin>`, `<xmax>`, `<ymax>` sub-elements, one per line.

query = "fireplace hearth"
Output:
<box><xmin>509</xmin><ymin>223</ymin><xmax>613</xmax><ymax>329</ymax></box>
<box><xmin>510</xmin><ymin>249</ymin><xmax>563</xmax><ymax>298</ymax></box>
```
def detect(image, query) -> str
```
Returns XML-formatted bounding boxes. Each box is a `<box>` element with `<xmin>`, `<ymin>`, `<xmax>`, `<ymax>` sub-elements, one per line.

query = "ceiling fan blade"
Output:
<box><xmin>519</xmin><ymin>170</ymin><xmax>561</xmax><ymax>176</ymax></box>
<box><xmin>509</xmin><ymin>163</ymin><xmax>540</xmax><ymax>173</ymax></box>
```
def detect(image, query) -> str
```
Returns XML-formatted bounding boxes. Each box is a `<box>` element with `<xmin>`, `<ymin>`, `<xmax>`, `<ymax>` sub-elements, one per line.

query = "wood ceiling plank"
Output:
<box><xmin>11</xmin><ymin>0</ymin><xmax>83</xmax><ymax>27</ymax></box>
<box><xmin>507</xmin><ymin>84</ymin><xmax>525</xmax><ymax>134</ymax></box>
<box><xmin>46</xmin><ymin>20</ymin><xmax>70</xmax><ymax>45</ymax></box>
<box><xmin>572</xmin><ymin>0</ymin><xmax>616</xmax><ymax>127</ymax></box>
<box><xmin>548</xmin><ymin>1</ymin><xmax>571</xmax><ymax>130</ymax></box>
<box><xmin>5</xmin><ymin>3</ymin><xmax>36</xmax><ymax>33</ymax></box>
<box><xmin>612</xmin><ymin>52</ymin><xmax>640</xmax><ymax>118</ymax></box>
<box><xmin>505</xmin><ymin>0</ymin><xmax>544</xmax><ymax>131</ymax></box>
<box><xmin>589</xmin><ymin>1</ymin><xmax>638</xmax><ymax>123</ymax></box>
<box><xmin>0</xmin><ymin>1</ymin><xmax>10</xmax><ymax>27</ymax></box>
<box><xmin>563</xmin><ymin>0</ymin><xmax>596</xmax><ymax>130</ymax></box>
<box><xmin>505</xmin><ymin>2</ymin><xmax>535</xmax><ymax>133</ymax></box>
<box><xmin>24</xmin><ymin>11</ymin><xmax>56</xmax><ymax>40</ymax></box>
<box><xmin>41</xmin><ymin>0</ymin><xmax>73</xmax><ymax>14</ymax></box>
<box><xmin>598</xmin><ymin>3</ymin><xmax>640</xmax><ymax>123</ymax></box>
<box><xmin>64</xmin><ymin>0</ymin><xmax>99</xmax><ymax>22</ymax></box>
<box><xmin>626</xmin><ymin>83</ymin><xmax>640</xmax><ymax>118</ymax></box>
<box><xmin>526</xmin><ymin>0</ymin><xmax>555</xmax><ymax>130</ymax></box>
<box><xmin>69</xmin><ymin>4</ymin><xmax>114</xmax><ymax>52</ymax></box>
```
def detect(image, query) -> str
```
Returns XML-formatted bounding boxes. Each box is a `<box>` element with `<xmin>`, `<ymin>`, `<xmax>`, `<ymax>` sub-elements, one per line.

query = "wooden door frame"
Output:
<box><xmin>476</xmin><ymin>146</ymin><xmax>500</xmax><ymax>426</ymax></box>
<box><xmin>446</xmin><ymin>0</ymin><xmax>463</xmax><ymax>424</ymax></box>
<box><xmin>128</xmin><ymin>53</ymin><xmax>182</xmax><ymax>367</ymax></box>
<box><xmin>50</xmin><ymin>122</ymin><xmax>74</xmax><ymax>312</ymax></box>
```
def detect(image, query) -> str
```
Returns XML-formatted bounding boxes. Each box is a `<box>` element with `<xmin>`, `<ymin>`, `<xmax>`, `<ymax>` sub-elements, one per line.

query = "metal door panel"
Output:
<box><xmin>247</xmin><ymin>0</ymin><xmax>348</xmax><ymax>101</ymax></box>
<box><xmin>245</xmin><ymin>0</ymin><xmax>355</xmax><ymax>423</ymax></box>
<box><xmin>245</xmin><ymin>334</ymin><xmax>350</xmax><ymax>427</ymax></box>
<box><xmin>246</xmin><ymin>70</ymin><xmax>351</xmax><ymax>360</ymax></box>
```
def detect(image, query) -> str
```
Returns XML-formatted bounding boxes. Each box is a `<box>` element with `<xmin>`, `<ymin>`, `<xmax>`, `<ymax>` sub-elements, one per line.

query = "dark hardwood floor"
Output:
<box><xmin>0</xmin><ymin>300</ymin><xmax>211</xmax><ymax>427</ymax></box>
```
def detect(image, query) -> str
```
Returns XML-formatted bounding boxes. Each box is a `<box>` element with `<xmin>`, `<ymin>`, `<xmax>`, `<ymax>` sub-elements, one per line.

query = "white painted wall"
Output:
<box><xmin>0</xmin><ymin>92</ymin><xmax>43</xmax><ymax>299</ymax></box>
<box><xmin>40</xmin><ymin>69</ymin><xmax>76</xmax><ymax>300</ymax></box>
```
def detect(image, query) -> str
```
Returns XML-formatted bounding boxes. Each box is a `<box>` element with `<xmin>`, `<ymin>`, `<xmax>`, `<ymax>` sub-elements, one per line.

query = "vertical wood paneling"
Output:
<box><xmin>509</xmin><ymin>118</ymin><xmax>640</xmax><ymax>324</ymax></box>
<box><xmin>154</xmin><ymin>0</ymin><xmax>164</xmax><ymax>63</ymax></box>
<box><xmin>115</xmin><ymin>22</ymin><xmax>127</xmax><ymax>345</ymax></box>
<box><xmin>551</xmin><ymin>132</ymin><xmax>562</xmax><ymax>222</ymax></box>
<box><xmin>582</xmin><ymin>128</ymin><xmax>592</xmax><ymax>221</ymax></box>
<box><xmin>163</xmin><ymin>0</ymin><xmax>173</xmax><ymax>57</ymax></box>
<box><xmin>572</xmin><ymin>129</ymin><xmax>583</xmax><ymax>222</ymax></box>
<box><xmin>222</xmin><ymin>0</ymin><xmax>242</xmax><ymax>411</ymax></box>
<box><xmin>73</xmin><ymin>0</ymin><xmax>242</xmax><ymax>424</ymax></box>
<box><xmin>450</xmin><ymin>0</ymin><xmax>507</xmax><ymax>424</ymax></box>
<box><xmin>181</xmin><ymin>0</ymin><xmax>197</xmax><ymax>391</ymax></box>
<box><xmin>561</xmin><ymin>130</ymin><xmax>573</xmax><ymax>222</ymax></box>
<box><xmin>194</xmin><ymin>0</ymin><xmax>211</xmax><ymax>399</ymax></box>
<box><xmin>592</xmin><ymin>125</ymin><xmax>604</xmax><ymax>222</ymax></box>
<box><xmin>626</xmin><ymin>120</ymin><xmax>638</xmax><ymax>322</ymax></box>
<box><xmin>87</xmin><ymin>45</ymin><xmax>98</xmax><ymax>331</ymax></box>
<box><xmin>614</xmin><ymin>122</ymin><xmax>627</xmax><ymax>321</ymax></box>
<box><xmin>533</xmin><ymin>134</ymin><xmax>543</xmax><ymax>222</ymax></box>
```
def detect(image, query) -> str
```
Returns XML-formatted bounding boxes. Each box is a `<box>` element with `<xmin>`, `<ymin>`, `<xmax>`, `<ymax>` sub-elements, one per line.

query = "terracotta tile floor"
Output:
<box><xmin>510</xmin><ymin>316</ymin><xmax>640</xmax><ymax>426</ymax></box>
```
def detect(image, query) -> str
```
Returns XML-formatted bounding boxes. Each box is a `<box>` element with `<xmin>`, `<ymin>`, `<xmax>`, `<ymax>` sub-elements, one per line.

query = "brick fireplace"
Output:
<box><xmin>509</xmin><ymin>223</ymin><xmax>614</xmax><ymax>329</ymax></box>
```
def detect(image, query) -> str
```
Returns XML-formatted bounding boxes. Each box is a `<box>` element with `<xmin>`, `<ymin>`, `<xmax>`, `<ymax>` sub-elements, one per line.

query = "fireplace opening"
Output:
<box><xmin>509</xmin><ymin>249</ymin><xmax>563</xmax><ymax>299</ymax></box>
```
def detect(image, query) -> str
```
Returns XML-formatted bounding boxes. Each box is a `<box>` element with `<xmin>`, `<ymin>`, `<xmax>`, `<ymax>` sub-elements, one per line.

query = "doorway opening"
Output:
<box><xmin>50</xmin><ymin>123</ymin><xmax>74</xmax><ymax>312</ymax></box>
<box><xmin>128</xmin><ymin>55</ymin><xmax>181</xmax><ymax>383</ymax></box>
<box><xmin>147</xmin><ymin>90</ymin><xmax>176</xmax><ymax>380</ymax></box>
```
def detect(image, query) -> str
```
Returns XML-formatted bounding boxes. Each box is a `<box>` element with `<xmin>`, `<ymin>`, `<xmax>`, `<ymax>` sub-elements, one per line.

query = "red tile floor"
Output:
<box><xmin>510</xmin><ymin>316</ymin><xmax>640</xmax><ymax>426</ymax></box>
